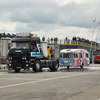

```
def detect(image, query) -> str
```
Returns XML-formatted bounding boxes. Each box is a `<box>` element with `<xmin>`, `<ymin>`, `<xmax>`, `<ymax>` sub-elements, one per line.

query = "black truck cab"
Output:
<box><xmin>7</xmin><ymin>33</ymin><xmax>59</xmax><ymax>72</ymax></box>
<box><xmin>7</xmin><ymin>35</ymin><xmax>41</xmax><ymax>72</ymax></box>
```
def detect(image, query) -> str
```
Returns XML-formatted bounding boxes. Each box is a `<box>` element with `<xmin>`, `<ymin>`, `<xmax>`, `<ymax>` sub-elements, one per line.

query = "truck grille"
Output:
<box><xmin>13</xmin><ymin>56</ymin><xmax>21</xmax><ymax>63</ymax></box>
<box><xmin>96</xmin><ymin>55</ymin><xmax>100</xmax><ymax>59</ymax></box>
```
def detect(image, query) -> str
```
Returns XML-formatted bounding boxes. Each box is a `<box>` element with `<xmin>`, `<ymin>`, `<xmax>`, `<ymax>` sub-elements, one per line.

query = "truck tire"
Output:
<box><xmin>94</xmin><ymin>61</ymin><xmax>97</xmax><ymax>64</ymax></box>
<box><xmin>50</xmin><ymin>60</ymin><xmax>59</xmax><ymax>71</ymax></box>
<box><xmin>33</xmin><ymin>60</ymin><xmax>41</xmax><ymax>72</ymax></box>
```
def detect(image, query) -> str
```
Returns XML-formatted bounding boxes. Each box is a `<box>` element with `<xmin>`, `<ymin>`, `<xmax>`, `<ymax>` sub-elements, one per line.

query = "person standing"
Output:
<box><xmin>54</xmin><ymin>37</ymin><xmax>56</xmax><ymax>44</ymax></box>
<box><xmin>47</xmin><ymin>37</ymin><xmax>50</xmax><ymax>43</ymax></box>
<box><xmin>42</xmin><ymin>36</ymin><xmax>45</xmax><ymax>42</ymax></box>
<box><xmin>55</xmin><ymin>37</ymin><xmax>58</xmax><ymax>44</ymax></box>
<box><xmin>51</xmin><ymin>37</ymin><xmax>53</xmax><ymax>43</ymax></box>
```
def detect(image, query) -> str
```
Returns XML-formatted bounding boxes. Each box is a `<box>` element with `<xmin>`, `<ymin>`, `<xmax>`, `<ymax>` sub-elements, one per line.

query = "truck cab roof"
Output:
<box><xmin>11</xmin><ymin>37</ymin><xmax>41</xmax><ymax>43</ymax></box>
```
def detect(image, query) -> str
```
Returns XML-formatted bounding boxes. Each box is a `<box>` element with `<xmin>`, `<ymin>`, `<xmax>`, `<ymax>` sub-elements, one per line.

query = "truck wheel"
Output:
<box><xmin>33</xmin><ymin>60</ymin><xmax>41</xmax><ymax>72</ymax></box>
<box><xmin>94</xmin><ymin>61</ymin><xmax>97</xmax><ymax>64</ymax></box>
<box><xmin>50</xmin><ymin>61</ymin><xmax>59</xmax><ymax>71</ymax></box>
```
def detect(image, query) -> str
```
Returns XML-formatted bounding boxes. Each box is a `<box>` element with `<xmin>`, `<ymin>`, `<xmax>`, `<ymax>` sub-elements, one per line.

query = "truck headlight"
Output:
<box><xmin>22</xmin><ymin>57</ymin><xmax>24</xmax><ymax>60</ymax></box>
<box><xmin>26</xmin><ymin>64</ymin><xmax>29</xmax><ymax>66</ymax></box>
<box><xmin>9</xmin><ymin>57</ymin><xmax>12</xmax><ymax>60</ymax></box>
<box><xmin>9</xmin><ymin>64</ymin><xmax>11</xmax><ymax>66</ymax></box>
<box><xmin>22</xmin><ymin>57</ymin><xmax>27</xmax><ymax>60</ymax></box>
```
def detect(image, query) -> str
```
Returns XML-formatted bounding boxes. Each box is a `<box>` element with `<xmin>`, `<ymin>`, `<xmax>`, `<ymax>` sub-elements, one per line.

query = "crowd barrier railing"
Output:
<box><xmin>41</xmin><ymin>40</ymin><xmax>99</xmax><ymax>49</ymax></box>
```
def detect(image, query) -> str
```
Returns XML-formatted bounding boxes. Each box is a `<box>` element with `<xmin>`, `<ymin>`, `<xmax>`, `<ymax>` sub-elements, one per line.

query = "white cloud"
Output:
<box><xmin>0</xmin><ymin>0</ymin><xmax>100</xmax><ymax>43</ymax></box>
<box><xmin>51</xmin><ymin>0</ymin><xmax>96</xmax><ymax>6</ymax></box>
<box><xmin>0</xmin><ymin>21</ymin><xmax>16</xmax><ymax>32</ymax></box>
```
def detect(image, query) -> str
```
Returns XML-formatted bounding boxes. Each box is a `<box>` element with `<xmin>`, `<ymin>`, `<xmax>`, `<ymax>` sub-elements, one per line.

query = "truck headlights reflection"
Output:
<box><xmin>22</xmin><ymin>57</ymin><xmax>27</xmax><ymax>60</ymax></box>
<box><xmin>9</xmin><ymin>64</ymin><xmax>11</xmax><ymax>66</ymax></box>
<box><xmin>9</xmin><ymin>57</ymin><xmax>12</xmax><ymax>60</ymax></box>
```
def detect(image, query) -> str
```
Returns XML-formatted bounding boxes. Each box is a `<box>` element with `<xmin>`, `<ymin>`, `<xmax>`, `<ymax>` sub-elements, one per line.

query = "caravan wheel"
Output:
<box><xmin>67</xmin><ymin>66</ymin><xmax>69</xmax><ymax>69</ymax></box>
<box><xmin>80</xmin><ymin>63</ymin><xmax>84</xmax><ymax>69</ymax></box>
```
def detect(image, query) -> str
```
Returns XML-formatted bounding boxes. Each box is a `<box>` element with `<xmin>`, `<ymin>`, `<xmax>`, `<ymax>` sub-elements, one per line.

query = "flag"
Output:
<box><xmin>95</xmin><ymin>22</ymin><xmax>100</xmax><ymax>29</ymax></box>
<box><xmin>90</xmin><ymin>19</ymin><xmax>96</xmax><ymax>26</ymax></box>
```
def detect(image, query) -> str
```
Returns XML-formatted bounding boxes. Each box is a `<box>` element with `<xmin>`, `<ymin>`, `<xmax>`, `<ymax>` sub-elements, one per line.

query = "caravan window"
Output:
<box><xmin>79</xmin><ymin>53</ymin><xmax>82</xmax><ymax>58</ymax></box>
<box><xmin>75</xmin><ymin>53</ymin><xmax>78</xmax><ymax>58</ymax></box>
<box><xmin>86</xmin><ymin>53</ymin><xmax>89</xmax><ymax>58</ymax></box>
<box><xmin>70</xmin><ymin>53</ymin><xmax>78</xmax><ymax>58</ymax></box>
<box><xmin>63</xmin><ymin>53</ymin><xmax>69</xmax><ymax>58</ymax></box>
<box><xmin>70</xmin><ymin>53</ymin><xmax>75</xmax><ymax>58</ymax></box>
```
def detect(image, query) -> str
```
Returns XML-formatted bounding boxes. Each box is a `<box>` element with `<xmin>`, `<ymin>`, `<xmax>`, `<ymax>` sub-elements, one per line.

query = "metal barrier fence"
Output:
<box><xmin>41</xmin><ymin>40</ymin><xmax>99</xmax><ymax>49</ymax></box>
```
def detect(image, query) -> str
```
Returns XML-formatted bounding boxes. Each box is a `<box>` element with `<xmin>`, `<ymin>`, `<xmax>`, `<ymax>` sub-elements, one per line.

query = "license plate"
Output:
<box><xmin>17</xmin><ymin>67</ymin><xmax>21</xmax><ymax>68</ymax></box>
<box><xmin>15</xmin><ymin>50</ymin><xmax>21</xmax><ymax>52</ymax></box>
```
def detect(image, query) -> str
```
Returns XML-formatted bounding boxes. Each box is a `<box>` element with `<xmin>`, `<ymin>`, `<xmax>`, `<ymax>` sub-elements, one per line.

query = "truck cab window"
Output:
<box><xmin>31</xmin><ymin>44</ymin><xmax>39</xmax><ymax>52</ymax></box>
<box><xmin>11</xmin><ymin>42</ymin><xmax>29</xmax><ymax>49</ymax></box>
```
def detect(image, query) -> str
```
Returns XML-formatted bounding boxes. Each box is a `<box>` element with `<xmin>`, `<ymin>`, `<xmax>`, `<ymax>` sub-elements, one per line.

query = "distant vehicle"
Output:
<box><xmin>7</xmin><ymin>33</ymin><xmax>59</xmax><ymax>72</ymax></box>
<box><xmin>93</xmin><ymin>49</ymin><xmax>100</xmax><ymax>64</ymax></box>
<box><xmin>60</xmin><ymin>49</ymin><xmax>90</xmax><ymax>69</ymax></box>
<box><xmin>0</xmin><ymin>56</ymin><xmax>7</xmax><ymax>65</ymax></box>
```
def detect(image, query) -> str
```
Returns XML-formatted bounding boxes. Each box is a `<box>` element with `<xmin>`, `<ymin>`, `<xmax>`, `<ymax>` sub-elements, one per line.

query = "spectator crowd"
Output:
<box><xmin>72</xmin><ymin>36</ymin><xmax>99</xmax><ymax>46</ymax></box>
<box><xmin>42</xmin><ymin>36</ymin><xmax>58</xmax><ymax>43</ymax></box>
<box><xmin>42</xmin><ymin>36</ymin><xmax>99</xmax><ymax>46</ymax></box>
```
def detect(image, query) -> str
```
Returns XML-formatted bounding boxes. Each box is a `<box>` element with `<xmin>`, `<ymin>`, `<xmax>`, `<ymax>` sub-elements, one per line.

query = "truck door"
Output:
<box><xmin>31</xmin><ymin>42</ymin><xmax>41</xmax><ymax>57</ymax></box>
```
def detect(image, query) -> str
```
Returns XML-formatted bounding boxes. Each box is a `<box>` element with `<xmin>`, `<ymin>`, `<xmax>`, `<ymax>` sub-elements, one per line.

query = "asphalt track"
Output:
<box><xmin>0</xmin><ymin>64</ymin><xmax>100</xmax><ymax>100</ymax></box>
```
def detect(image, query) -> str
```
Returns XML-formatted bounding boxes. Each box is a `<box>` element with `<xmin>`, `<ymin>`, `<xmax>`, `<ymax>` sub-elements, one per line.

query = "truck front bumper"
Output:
<box><xmin>8</xmin><ymin>63</ymin><xmax>31</xmax><ymax>70</ymax></box>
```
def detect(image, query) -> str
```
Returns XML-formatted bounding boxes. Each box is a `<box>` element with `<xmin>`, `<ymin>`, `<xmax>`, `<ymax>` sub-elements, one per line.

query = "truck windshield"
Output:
<box><xmin>11</xmin><ymin>42</ymin><xmax>29</xmax><ymax>49</ymax></box>
<box><xmin>94</xmin><ymin>51</ymin><xmax>100</xmax><ymax>55</ymax></box>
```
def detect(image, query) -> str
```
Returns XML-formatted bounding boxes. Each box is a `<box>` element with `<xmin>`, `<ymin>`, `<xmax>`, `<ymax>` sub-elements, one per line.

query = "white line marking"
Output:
<box><xmin>0</xmin><ymin>73</ymin><xmax>90</xmax><ymax>89</ymax></box>
<box><xmin>0</xmin><ymin>78</ymin><xmax>32</xmax><ymax>80</ymax></box>
<box><xmin>0</xmin><ymin>72</ymin><xmax>7</xmax><ymax>75</ymax></box>
<box><xmin>0</xmin><ymin>74</ymin><xmax>4</xmax><ymax>75</ymax></box>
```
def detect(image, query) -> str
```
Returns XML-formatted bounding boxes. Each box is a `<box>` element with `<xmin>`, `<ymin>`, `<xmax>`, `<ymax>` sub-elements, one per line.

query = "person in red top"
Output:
<box><xmin>55</xmin><ymin>37</ymin><xmax>58</xmax><ymax>43</ymax></box>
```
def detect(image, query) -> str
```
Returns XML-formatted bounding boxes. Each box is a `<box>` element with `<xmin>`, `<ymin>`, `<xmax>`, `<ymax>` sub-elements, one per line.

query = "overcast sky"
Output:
<box><xmin>0</xmin><ymin>0</ymin><xmax>100</xmax><ymax>42</ymax></box>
